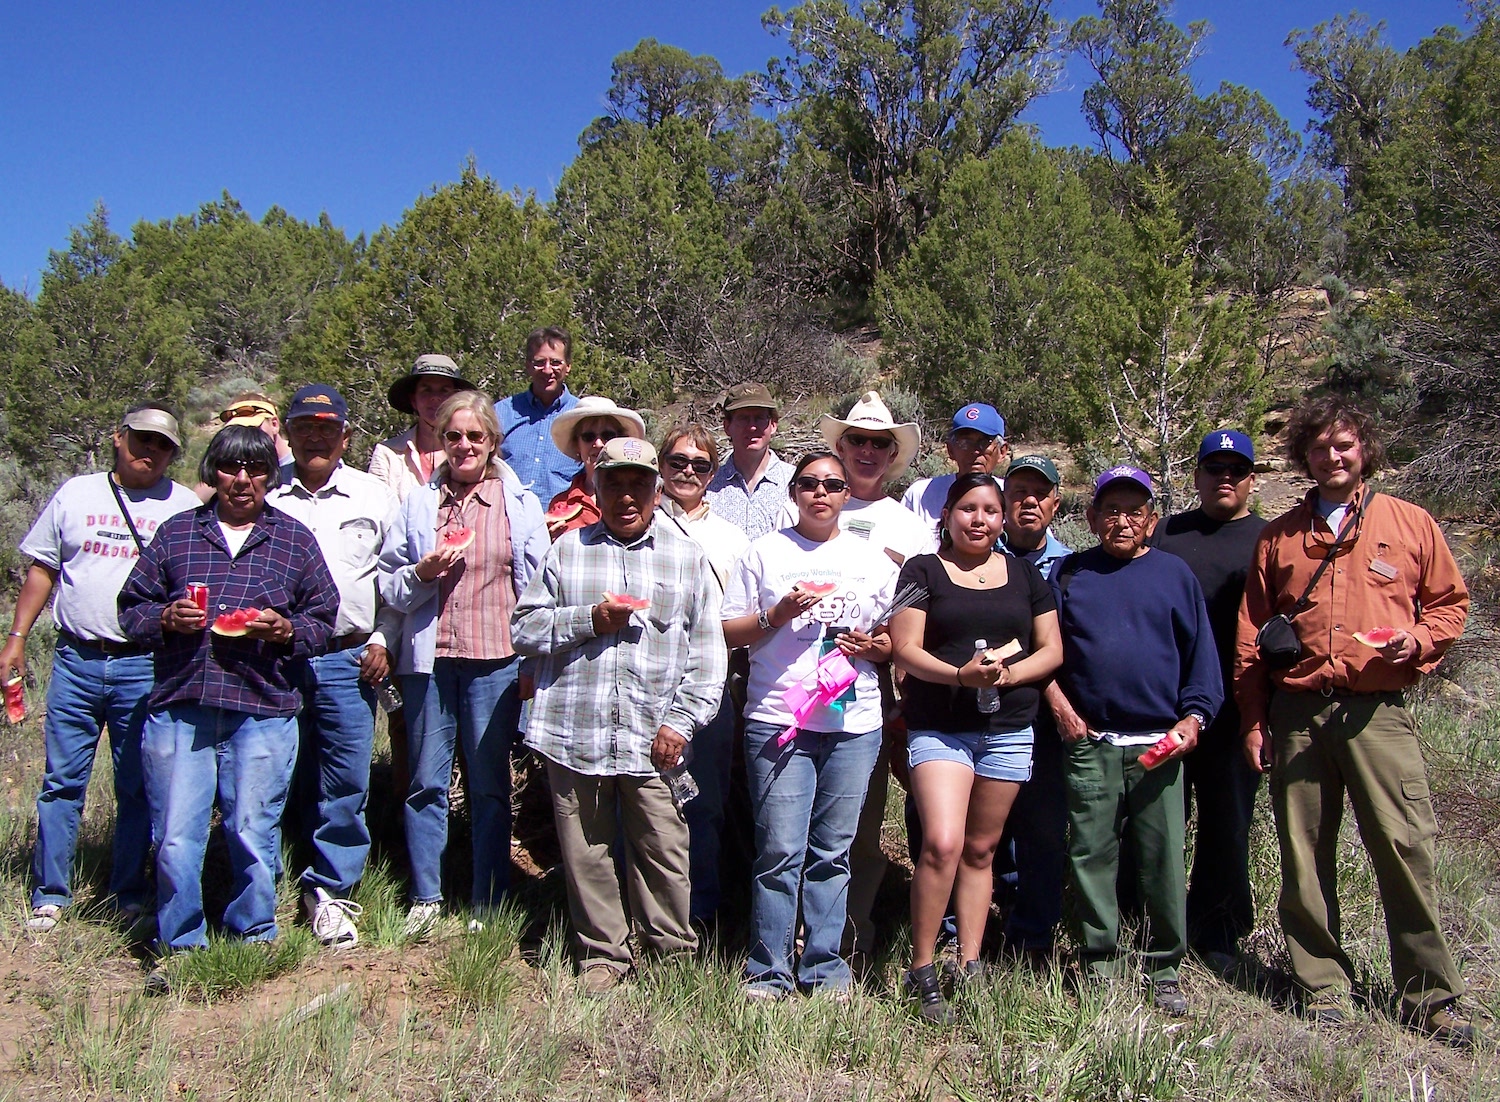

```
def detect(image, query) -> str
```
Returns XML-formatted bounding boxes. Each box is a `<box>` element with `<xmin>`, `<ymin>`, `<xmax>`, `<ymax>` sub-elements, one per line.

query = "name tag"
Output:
<box><xmin>1369</xmin><ymin>558</ymin><xmax>1399</xmax><ymax>580</ymax></box>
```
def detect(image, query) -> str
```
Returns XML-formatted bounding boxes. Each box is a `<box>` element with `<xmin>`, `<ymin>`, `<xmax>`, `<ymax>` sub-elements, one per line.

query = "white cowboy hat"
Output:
<box><xmin>820</xmin><ymin>391</ymin><xmax>922</xmax><ymax>480</ymax></box>
<box><xmin>550</xmin><ymin>396</ymin><xmax>647</xmax><ymax>461</ymax></box>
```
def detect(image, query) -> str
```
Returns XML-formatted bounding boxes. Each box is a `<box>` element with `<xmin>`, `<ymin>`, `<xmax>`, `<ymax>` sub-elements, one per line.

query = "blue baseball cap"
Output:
<box><xmin>1197</xmin><ymin>428</ymin><xmax>1254</xmax><ymax>463</ymax></box>
<box><xmin>287</xmin><ymin>384</ymin><xmax>349</xmax><ymax>423</ymax></box>
<box><xmin>1093</xmin><ymin>464</ymin><xmax>1154</xmax><ymax>503</ymax></box>
<box><xmin>950</xmin><ymin>403</ymin><xmax>1005</xmax><ymax>438</ymax></box>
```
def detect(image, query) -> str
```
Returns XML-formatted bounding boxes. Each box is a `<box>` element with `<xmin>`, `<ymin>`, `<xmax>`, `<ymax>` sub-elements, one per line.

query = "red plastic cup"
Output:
<box><xmin>4</xmin><ymin>676</ymin><xmax>24</xmax><ymax>725</ymax></box>
<box><xmin>186</xmin><ymin>582</ymin><xmax>209</xmax><ymax>614</ymax></box>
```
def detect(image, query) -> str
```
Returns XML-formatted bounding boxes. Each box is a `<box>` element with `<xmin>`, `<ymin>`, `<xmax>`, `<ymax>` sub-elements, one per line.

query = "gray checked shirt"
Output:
<box><xmin>512</xmin><ymin>514</ymin><xmax>728</xmax><ymax>777</ymax></box>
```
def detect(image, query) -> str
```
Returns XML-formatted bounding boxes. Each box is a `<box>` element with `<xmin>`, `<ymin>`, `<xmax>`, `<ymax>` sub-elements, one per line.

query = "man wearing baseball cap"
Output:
<box><xmin>1044</xmin><ymin>465</ymin><xmax>1221</xmax><ymax>1015</ymax></box>
<box><xmin>1151</xmin><ymin>429</ymin><xmax>1267</xmax><ymax>975</ymax></box>
<box><xmin>705</xmin><ymin>382</ymin><xmax>794</xmax><ymax>542</ymax></box>
<box><xmin>270</xmin><ymin>384</ymin><xmax>401</xmax><ymax>947</ymax></box>
<box><xmin>901</xmin><ymin>403</ymin><xmax>1009</xmax><ymax>534</ymax></box>
<box><xmin>5</xmin><ymin>404</ymin><xmax>200</xmax><ymax>931</ymax></box>
<box><xmin>495</xmin><ymin>327</ymin><xmax>583</xmax><ymax>508</ymax></box>
<box><xmin>514</xmin><ymin>437</ymin><xmax>728</xmax><ymax>995</ymax></box>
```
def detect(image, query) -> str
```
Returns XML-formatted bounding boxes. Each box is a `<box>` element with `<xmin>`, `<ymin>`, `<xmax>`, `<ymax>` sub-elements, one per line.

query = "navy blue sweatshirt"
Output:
<box><xmin>1050</xmin><ymin>546</ymin><xmax>1223</xmax><ymax>736</ymax></box>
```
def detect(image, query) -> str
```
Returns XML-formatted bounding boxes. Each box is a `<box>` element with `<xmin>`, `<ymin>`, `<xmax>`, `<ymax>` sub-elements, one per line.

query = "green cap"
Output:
<box><xmin>1006</xmin><ymin>454</ymin><xmax>1060</xmax><ymax>485</ymax></box>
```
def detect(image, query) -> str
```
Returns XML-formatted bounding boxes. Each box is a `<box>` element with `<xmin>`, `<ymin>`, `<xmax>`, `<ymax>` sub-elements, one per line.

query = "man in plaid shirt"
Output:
<box><xmin>514</xmin><ymin>437</ymin><xmax>727</xmax><ymax>996</ymax></box>
<box><xmin>118</xmin><ymin>425</ymin><xmax>338</xmax><ymax>978</ymax></box>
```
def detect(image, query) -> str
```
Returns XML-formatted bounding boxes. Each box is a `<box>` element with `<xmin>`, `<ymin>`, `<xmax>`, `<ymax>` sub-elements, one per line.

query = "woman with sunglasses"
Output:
<box><xmin>888</xmin><ymin>472</ymin><xmax>1063</xmax><ymax>1023</ymax></box>
<box><xmin>657</xmin><ymin>423</ymin><xmax>749</xmax><ymax>923</ymax></box>
<box><xmin>118</xmin><ymin>426</ymin><xmax>339</xmax><ymax>972</ymax></box>
<box><xmin>379</xmin><ymin>392</ymin><xmax>549</xmax><ymax>935</ymax></box>
<box><xmin>722</xmin><ymin>452</ymin><xmax>898</xmax><ymax>999</ymax></box>
<box><xmin>543</xmin><ymin>397</ymin><xmax>646</xmax><ymax>540</ymax></box>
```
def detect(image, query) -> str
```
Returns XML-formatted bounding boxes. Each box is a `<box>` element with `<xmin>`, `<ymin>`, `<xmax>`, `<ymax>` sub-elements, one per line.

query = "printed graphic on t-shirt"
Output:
<box><xmin>80</xmin><ymin>513</ymin><xmax>162</xmax><ymax>558</ymax></box>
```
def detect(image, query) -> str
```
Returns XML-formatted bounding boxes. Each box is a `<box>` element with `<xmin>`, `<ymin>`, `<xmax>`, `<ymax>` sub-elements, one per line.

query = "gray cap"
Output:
<box><xmin>121</xmin><ymin>406</ymin><xmax>182</xmax><ymax>448</ymax></box>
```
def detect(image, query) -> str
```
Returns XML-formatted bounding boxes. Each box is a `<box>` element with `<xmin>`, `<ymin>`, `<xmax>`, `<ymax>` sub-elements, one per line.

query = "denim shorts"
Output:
<box><xmin>907</xmin><ymin>726</ymin><xmax>1034</xmax><ymax>782</ymax></box>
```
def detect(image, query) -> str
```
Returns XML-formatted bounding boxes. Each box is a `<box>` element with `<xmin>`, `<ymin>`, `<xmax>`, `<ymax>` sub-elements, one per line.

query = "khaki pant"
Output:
<box><xmin>1268</xmin><ymin>689</ymin><xmax>1464</xmax><ymax>1013</ymax></box>
<box><xmin>547</xmin><ymin>762</ymin><xmax>697</xmax><ymax>973</ymax></box>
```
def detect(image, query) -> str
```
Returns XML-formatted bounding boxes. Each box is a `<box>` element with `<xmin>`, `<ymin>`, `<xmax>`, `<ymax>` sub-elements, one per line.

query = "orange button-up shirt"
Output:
<box><xmin>1234</xmin><ymin>486</ymin><xmax>1468</xmax><ymax>733</ymax></box>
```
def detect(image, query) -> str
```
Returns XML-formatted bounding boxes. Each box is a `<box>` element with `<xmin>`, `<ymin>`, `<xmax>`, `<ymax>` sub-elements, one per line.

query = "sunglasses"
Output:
<box><xmin>215</xmin><ymin>459</ymin><xmax>272</xmax><ymax>479</ymax></box>
<box><xmin>128</xmin><ymin>430</ymin><xmax>175</xmax><ymax>451</ymax></box>
<box><xmin>665</xmin><ymin>454</ymin><xmax>713</xmax><ymax>474</ymax></box>
<box><xmin>1201</xmin><ymin>460</ymin><xmax>1253</xmax><ymax>480</ymax></box>
<box><xmin>444</xmin><ymin>429</ymin><xmax>490</xmax><ymax>446</ymax></box>
<box><xmin>578</xmin><ymin>429</ymin><xmax>619</xmax><ymax>445</ymax></box>
<box><xmin>220</xmin><ymin>404</ymin><xmax>275</xmax><ymax>423</ymax></box>
<box><xmin>843</xmin><ymin>433</ymin><xmax>894</xmax><ymax>450</ymax></box>
<box><xmin>795</xmin><ymin>475</ymin><xmax>849</xmax><ymax>494</ymax></box>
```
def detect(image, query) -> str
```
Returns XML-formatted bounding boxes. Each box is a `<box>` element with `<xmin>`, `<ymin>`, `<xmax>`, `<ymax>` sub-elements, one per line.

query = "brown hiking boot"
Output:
<box><xmin>1404</xmin><ymin>1002</ymin><xmax>1477</xmax><ymax>1049</ymax></box>
<box><xmin>578</xmin><ymin>963</ymin><xmax>626</xmax><ymax>998</ymax></box>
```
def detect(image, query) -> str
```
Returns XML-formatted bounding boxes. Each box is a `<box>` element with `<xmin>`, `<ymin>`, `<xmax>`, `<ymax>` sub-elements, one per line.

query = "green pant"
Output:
<box><xmin>1268</xmin><ymin>689</ymin><xmax>1464</xmax><ymax>1014</ymax></box>
<box><xmin>1064</xmin><ymin>739</ymin><xmax>1186</xmax><ymax>983</ymax></box>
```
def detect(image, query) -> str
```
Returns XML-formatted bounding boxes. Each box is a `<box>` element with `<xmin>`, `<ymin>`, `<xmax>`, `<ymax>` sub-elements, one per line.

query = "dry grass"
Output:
<box><xmin>0</xmin><ymin>674</ymin><xmax>1495</xmax><ymax>1100</ymax></box>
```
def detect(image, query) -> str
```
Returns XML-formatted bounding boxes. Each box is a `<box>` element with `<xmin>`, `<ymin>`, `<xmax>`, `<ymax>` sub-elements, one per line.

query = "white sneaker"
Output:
<box><xmin>403</xmin><ymin>901</ymin><xmax>442</xmax><ymax>939</ymax></box>
<box><xmin>27</xmin><ymin>904</ymin><xmax>60</xmax><ymax>931</ymax></box>
<box><xmin>305</xmin><ymin>888</ymin><xmax>362</xmax><ymax>948</ymax></box>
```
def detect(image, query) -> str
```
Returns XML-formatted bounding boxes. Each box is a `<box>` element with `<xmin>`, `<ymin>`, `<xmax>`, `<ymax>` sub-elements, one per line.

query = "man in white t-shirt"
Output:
<box><xmin>901</xmin><ymin>403</ymin><xmax>1008</xmax><ymax>535</ymax></box>
<box><xmin>269</xmin><ymin>384</ymin><xmax>401</xmax><ymax>949</ymax></box>
<box><xmin>3</xmin><ymin>405</ymin><xmax>201</xmax><ymax>931</ymax></box>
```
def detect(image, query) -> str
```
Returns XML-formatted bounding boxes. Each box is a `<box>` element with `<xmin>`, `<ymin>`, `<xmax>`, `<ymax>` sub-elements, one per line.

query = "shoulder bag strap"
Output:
<box><xmin>108</xmin><ymin>475</ymin><xmax>148</xmax><ymax>554</ymax></box>
<box><xmin>1289</xmin><ymin>489</ymin><xmax>1376</xmax><ymax>616</ymax></box>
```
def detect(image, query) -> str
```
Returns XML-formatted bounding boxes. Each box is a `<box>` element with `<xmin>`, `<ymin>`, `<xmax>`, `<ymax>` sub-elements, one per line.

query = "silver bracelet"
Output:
<box><xmin>757</xmin><ymin>609</ymin><xmax>773</xmax><ymax>632</ymax></box>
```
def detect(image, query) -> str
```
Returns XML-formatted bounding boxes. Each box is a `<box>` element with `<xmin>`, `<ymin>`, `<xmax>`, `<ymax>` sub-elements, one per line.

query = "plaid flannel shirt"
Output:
<box><xmin>513</xmin><ymin>514</ymin><xmax>728</xmax><ymax>777</ymax></box>
<box><xmin>118</xmin><ymin>503</ymin><xmax>339</xmax><ymax>717</ymax></box>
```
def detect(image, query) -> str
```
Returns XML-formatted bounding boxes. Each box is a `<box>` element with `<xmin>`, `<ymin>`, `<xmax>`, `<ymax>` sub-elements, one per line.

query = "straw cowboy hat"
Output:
<box><xmin>820</xmin><ymin>391</ymin><xmax>922</xmax><ymax>480</ymax></box>
<box><xmin>550</xmin><ymin>396</ymin><xmax>647</xmax><ymax>461</ymax></box>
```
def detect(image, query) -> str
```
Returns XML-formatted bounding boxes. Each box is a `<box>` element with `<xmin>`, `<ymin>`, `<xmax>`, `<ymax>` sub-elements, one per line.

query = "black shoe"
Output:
<box><xmin>1152</xmin><ymin>979</ymin><xmax>1188</xmax><ymax>1016</ymax></box>
<box><xmin>144</xmin><ymin>964</ymin><xmax>171</xmax><ymax>997</ymax></box>
<box><xmin>903</xmin><ymin>963</ymin><xmax>954</xmax><ymax>1026</ymax></box>
<box><xmin>1302</xmin><ymin>993</ymin><xmax>1351</xmax><ymax>1026</ymax></box>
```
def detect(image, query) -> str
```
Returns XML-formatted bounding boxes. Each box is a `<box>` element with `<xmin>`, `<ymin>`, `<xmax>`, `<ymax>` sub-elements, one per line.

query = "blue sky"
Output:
<box><xmin>0</xmin><ymin>1</ymin><xmax>1468</xmax><ymax>294</ymax></box>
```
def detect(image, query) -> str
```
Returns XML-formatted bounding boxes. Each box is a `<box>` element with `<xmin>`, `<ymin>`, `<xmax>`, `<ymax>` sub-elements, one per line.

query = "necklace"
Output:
<box><xmin>948</xmin><ymin>551</ymin><xmax>994</xmax><ymax>582</ymax></box>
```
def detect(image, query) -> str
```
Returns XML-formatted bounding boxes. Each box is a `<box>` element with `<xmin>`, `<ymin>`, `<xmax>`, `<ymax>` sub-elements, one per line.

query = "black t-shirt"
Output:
<box><xmin>1152</xmin><ymin>508</ymin><xmax>1268</xmax><ymax>724</ymax></box>
<box><xmin>897</xmin><ymin>553</ymin><xmax>1056</xmax><ymax>733</ymax></box>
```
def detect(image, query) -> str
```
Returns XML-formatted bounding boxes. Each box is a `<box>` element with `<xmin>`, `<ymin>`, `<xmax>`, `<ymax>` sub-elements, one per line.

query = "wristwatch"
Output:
<box><xmin>1185</xmin><ymin>713</ymin><xmax>1207</xmax><ymax>730</ymax></box>
<box><xmin>757</xmin><ymin>608</ymin><xmax>774</xmax><ymax>632</ymax></box>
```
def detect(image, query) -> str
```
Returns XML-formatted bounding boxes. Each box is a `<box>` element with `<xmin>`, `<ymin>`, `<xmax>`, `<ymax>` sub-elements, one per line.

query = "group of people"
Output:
<box><xmin>6</xmin><ymin>326</ymin><xmax>1477</xmax><ymax>1045</ymax></box>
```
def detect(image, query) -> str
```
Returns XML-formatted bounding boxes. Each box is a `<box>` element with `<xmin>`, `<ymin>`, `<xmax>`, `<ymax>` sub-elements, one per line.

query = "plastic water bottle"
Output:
<box><xmin>973</xmin><ymin>640</ymin><xmax>1000</xmax><ymax>714</ymax></box>
<box><xmin>375</xmin><ymin>677</ymin><xmax>404</xmax><ymax>714</ymax></box>
<box><xmin>661</xmin><ymin>741</ymin><xmax>699</xmax><ymax>811</ymax></box>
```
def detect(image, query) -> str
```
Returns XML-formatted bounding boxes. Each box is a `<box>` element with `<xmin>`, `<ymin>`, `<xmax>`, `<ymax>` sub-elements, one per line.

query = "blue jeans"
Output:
<box><xmin>684</xmin><ymin>684</ymin><xmax>734</xmax><ymax>921</ymax></box>
<box><xmin>293</xmin><ymin>649</ymin><xmax>376</xmax><ymax>896</ymax></box>
<box><xmin>142</xmin><ymin>705</ymin><xmax>298</xmax><ymax>950</ymax></box>
<box><xmin>743</xmin><ymin>719</ymin><xmax>881</xmax><ymax>993</ymax></box>
<box><xmin>403</xmin><ymin>655</ymin><xmax>521</xmax><ymax>908</ymax></box>
<box><xmin>31</xmin><ymin>642</ymin><xmax>154</xmax><ymax>910</ymax></box>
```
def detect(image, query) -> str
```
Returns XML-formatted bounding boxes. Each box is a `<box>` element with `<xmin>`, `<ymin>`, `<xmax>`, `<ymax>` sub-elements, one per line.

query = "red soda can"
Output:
<box><xmin>186</xmin><ymin>583</ymin><xmax>209</xmax><ymax>614</ymax></box>
<box><xmin>4</xmin><ymin>676</ymin><xmax>25</xmax><ymax>725</ymax></box>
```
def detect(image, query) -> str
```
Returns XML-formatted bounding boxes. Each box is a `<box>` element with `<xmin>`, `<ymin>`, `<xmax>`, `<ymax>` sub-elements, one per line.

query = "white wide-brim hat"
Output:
<box><xmin>820</xmin><ymin>391</ymin><xmax>922</xmax><ymax>480</ymax></box>
<box><xmin>550</xmin><ymin>396</ymin><xmax>648</xmax><ymax>461</ymax></box>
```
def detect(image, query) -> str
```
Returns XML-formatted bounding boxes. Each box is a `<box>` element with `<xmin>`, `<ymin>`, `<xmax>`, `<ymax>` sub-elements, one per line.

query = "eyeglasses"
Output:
<box><xmin>843</xmin><ymin>433</ymin><xmax>893</xmax><ymax>450</ymax></box>
<box><xmin>578</xmin><ymin>429</ymin><xmax>619</xmax><ymax>445</ymax></box>
<box><xmin>219</xmin><ymin>405</ymin><xmax>275</xmax><ymax>423</ymax></box>
<box><xmin>215</xmin><ymin>459</ymin><xmax>272</xmax><ymax>479</ymax></box>
<box><xmin>665</xmin><ymin>454</ymin><xmax>713</xmax><ymax>474</ymax></box>
<box><xmin>443</xmin><ymin>429</ymin><xmax>490</xmax><ymax>446</ymax></box>
<box><xmin>795</xmin><ymin>475</ymin><xmax>849</xmax><ymax>494</ymax></box>
<box><xmin>1201</xmin><ymin>460</ymin><xmax>1253</xmax><ymax>481</ymax></box>
<box><xmin>529</xmin><ymin>358</ymin><xmax>568</xmax><ymax>369</ymax></box>
<box><xmin>128</xmin><ymin>430</ymin><xmax>175</xmax><ymax>451</ymax></box>
<box><xmin>288</xmin><ymin>419</ymin><xmax>344</xmax><ymax>438</ymax></box>
<box><xmin>1097</xmin><ymin>504</ymin><xmax>1151</xmax><ymax>523</ymax></box>
<box><xmin>948</xmin><ymin>432</ymin><xmax>997</xmax><ymax>450</ymax></box>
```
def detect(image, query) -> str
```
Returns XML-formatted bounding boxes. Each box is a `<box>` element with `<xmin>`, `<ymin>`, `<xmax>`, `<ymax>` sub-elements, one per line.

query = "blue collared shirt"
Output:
<box><xmin>495</xmin><ymin>386</ymin><xmax>581</xmax><ymax>507</ymax></box>
<box><xmin>1000</xmin><ymin>527</ymin><xmax>1073</xmax><ymax>579</ymax></box>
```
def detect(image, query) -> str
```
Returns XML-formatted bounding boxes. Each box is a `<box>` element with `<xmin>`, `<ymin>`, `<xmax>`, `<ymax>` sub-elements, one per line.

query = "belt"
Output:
<box><xmin>327</xmin><ymin>632</ymin><xmax>373</xmax><ymax>653</ymax></box>
<box><xmin>57</xmin><ymin>630</ymin><xmax>150</xmax><ymax>658</ymax></box>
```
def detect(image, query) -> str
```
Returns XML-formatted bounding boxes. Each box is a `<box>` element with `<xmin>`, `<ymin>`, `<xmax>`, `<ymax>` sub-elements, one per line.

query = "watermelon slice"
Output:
<box><xmin>797</xmin><ymin>581</ymin><xmax>838</xmax><ymax>598</ymax></box>
<box><xmin>1139</xmin><ymin>730</ymin><xmax>1184</xmax><ymax>770</ymax></box>
<box><xmin>437</xmin><ymin>525</ymin><xmax>475</xmax><ymax>552</ymax></box>
<box><xmin>211</xmin><ymin>608</ymin><xmax>264</xmax><ymax>637</ymax></box>
<box><xmin>983</xmin><ymin>639</ymin><xmax>1022</xmax><ymax>663</ymax></box>
<box><xmin>602</xmin><ymin>590</ymin><xmax>651</xmax><ymax>611</ymax></box>
<box><xmin>546</xmin><ymin>501</ymin><xmax>583</xmax><ymax>522</ymax></box>
<box><xmin>1353</xmin><ymin>626</ymin><xmax>1400</xmax><ymax>648</ymax></box>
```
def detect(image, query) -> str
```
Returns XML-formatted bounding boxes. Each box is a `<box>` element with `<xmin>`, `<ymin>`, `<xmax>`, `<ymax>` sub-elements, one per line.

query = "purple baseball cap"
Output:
<box><xmin>1092</xmin><ymin>464</ymin><xmax>1154</xmax><ymax>503</ymax></box>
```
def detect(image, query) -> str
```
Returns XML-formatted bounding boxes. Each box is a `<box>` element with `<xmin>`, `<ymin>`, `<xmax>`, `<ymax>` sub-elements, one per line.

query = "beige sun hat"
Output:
<box><xmin>820</xmin><ymin>391</ymin><xmax>922</xmax><ymax>480</ymax></box>
<box><xmin>550</xmin><ymin>396</ymin><xmax>648</xmax><ymax>461</ymax></box>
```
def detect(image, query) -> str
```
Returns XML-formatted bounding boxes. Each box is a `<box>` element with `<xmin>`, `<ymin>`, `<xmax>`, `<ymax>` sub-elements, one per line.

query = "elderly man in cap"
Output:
<box><xmin>371</xmin><ymin>353</ymin><xmax>479</xmax><ymax>501</ymax></box>
<box><xmin>513</xmin><ymin>436</ymin><xmax>728</xmax><ymax>994</ymax></box>
<box><xmin>1238</xmin><ymin>396</ymin><xmax>1475</xmax><ymax>1044</ymax></box>
<box><xmin>495</xmin><ymin>326</ymin><xmax>583</xmax><ymax>507</ymax></box>
<box><xmin>1045</xmin><ymin>465</ymin><xmax>1221</xmax><ymax>1015</ymax></box>
<box><xmin>704</xmin><ymin>382</ymin><xmax>794</xmax><ymax>542</ymax></box>
<box><xmin>4</xmin><ymin>404</ymin><xmax>201</xmax><ymax>931</ymax></box>
<box><xmin>901</xmin><ymin>403</ymin><xmax>1009</xmax><ymax>535</ymax></box>
<box><xmin>1150</xmin><ymin>429</ymin><xmax>1267</xmax><ymax>975</ymax></box>
<box><xmin>269</xmin><ymin>384</ymin><xmax>401</xmax><ymax>947</ymax></box>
